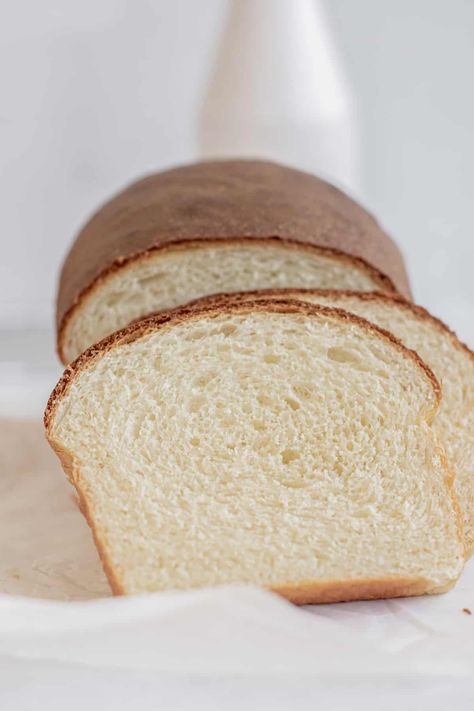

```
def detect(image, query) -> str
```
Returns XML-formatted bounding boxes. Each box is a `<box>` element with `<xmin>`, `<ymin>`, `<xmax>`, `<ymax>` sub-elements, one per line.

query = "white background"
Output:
<box><xmin>0</xmin><ymin>0</ymin><xmax>473</xmax><ymax>343</ymax></box>
<box><xmin>1</xmin><ymin>4</ymin><xmax>474</xmax><ymax>707</ymax></box>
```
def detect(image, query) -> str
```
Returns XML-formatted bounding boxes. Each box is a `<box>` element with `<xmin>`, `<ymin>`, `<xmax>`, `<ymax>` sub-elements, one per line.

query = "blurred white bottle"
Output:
<box><xmin>199</xmin><ymin>0</ymin><xmax>361</xmax><ymax>196</ymax></box>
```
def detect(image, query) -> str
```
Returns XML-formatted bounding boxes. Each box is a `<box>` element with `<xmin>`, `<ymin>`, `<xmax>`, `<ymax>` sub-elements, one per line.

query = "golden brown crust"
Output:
<box><xmin>46</xmin><ymin>438</ymin><xmax>120</xmax><ymax>595</ymax></box>
<box><xmin>272</xmin><ymin>576</ymin><xmax>436</xmax><ymax>605</ymax></box>
<box><xmin>56</xmin><ymin>159</ymin><xmax>411</xmax><ymax>359</ymax></box>
<box><xmin>46</xmin><ymin>299</ymin><xmax>441</xmax><ymax>430</ymax></box>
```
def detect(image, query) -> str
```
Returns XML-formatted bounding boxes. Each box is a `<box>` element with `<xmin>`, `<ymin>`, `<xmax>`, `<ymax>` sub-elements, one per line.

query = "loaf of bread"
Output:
<box><xmin>57</xmin><ymin>160</ymin><xmax>410</xmax><ymax>363</ymax></box>
<box><xmin>196</xmin><ymin>289</ymin><xmax>474</xmax><ymax>555</ymax></box>
<box><xmin>45</xmin><ymin>300</ymin><xmax>464</xmax><ymax>603</ymax></box>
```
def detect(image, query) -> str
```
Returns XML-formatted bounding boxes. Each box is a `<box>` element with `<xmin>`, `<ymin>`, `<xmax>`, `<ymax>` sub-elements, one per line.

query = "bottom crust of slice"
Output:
<box><xmin>272</xmin><ymin>576</ymin><xmax>448</xmax><ymax>605</ymax></box>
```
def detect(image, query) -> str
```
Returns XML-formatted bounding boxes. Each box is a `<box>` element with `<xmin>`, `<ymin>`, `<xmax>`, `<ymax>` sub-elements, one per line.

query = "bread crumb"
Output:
<box><xmin>462</xmin><ymin>608</ymin><xmax>472</xmax><ymax>615</ymax></box>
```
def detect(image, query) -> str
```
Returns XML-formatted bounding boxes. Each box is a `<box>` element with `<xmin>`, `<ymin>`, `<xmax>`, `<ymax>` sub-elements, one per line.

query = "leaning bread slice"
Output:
<box><xmin>45</xmin><ymin>301</ymin><xmax>464</xmax><ymax>602</ymax></box>
<box><xmin>195</xmin><ymin>289</ymin><xmax>474</xmax><ymax>555</ymax></box>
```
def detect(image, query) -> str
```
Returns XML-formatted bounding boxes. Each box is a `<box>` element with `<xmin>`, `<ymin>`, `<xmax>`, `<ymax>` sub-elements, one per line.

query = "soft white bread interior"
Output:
<box><xmin>45</xmin><ymin>301</ymin><xmax>464</xmax><ymax>602</ymax></box>
<box><xmin>60</xmin><ymin>243</ymin><xmax>389</xmax><ymax>364</ymax></box>
<box><xmin>197</xmin><ymin>289</ymin><xmax>474</xmax><ymax>555</ymax></box>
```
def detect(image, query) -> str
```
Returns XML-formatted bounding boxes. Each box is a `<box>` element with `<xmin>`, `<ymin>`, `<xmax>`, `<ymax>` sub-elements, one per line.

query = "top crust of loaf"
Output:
<box><xmin>56</xmin><ymin>159</ymin><xmax>411</xmax><ymax>349</ymax></box>
<box><xmin>45</xmin><ymin>299</ymin><xmax>440</xmax><ymax>432</ymax></box>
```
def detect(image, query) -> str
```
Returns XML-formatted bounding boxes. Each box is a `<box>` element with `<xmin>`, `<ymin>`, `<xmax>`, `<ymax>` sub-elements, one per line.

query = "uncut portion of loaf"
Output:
<box><xmin>57</xmin><ymin>159</ymin><xmax>410</xmax><ymax>363</ymax></box>
<box><xmin>197</xmin><ymin>289</ymin><xmax>474</xmax><ymax>555</ymax></box>
<box><xmin>45</xmin><ymin>302</ymin><xmax>464</xmax><ymax>602</ymax></box>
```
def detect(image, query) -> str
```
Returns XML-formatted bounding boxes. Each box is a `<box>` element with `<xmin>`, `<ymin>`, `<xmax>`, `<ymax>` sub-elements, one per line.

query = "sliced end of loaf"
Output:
<box><xmin>46</xmin><ymin>301</ymin><xmax>464</xmax><ymax>602</ymax></box>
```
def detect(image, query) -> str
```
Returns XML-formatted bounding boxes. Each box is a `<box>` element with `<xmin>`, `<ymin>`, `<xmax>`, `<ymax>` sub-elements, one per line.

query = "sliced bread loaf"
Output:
<box><xmin>45</xmin><ymin>301</ymin><xmax>464</xmax><ymax>602</ymax></box>
<box><xmin>195</xmin><ymin>289</ymin><xmax>474</xmax><ymax>555</ymax></box>
<box><xmin>57</xmin><ymin>159</ymin><xmax>410</xmax><ymax>363</ymax></box>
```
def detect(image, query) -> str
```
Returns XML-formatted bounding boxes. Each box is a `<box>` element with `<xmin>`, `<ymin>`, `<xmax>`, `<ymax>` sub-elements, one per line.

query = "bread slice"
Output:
<box><xmin>57</xmin><ymin>159</ymin><xmax>410</xmax><ymax>363</ymax></box>
<box><xmin>195</xmin><ymin>289</ymin><xmax>474</xmax><ymax>556</ymax></box>
<box><xmin>45</xmin><ymin>300</ymin><xmax>464</xmax><ymax>602</ymax></box>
